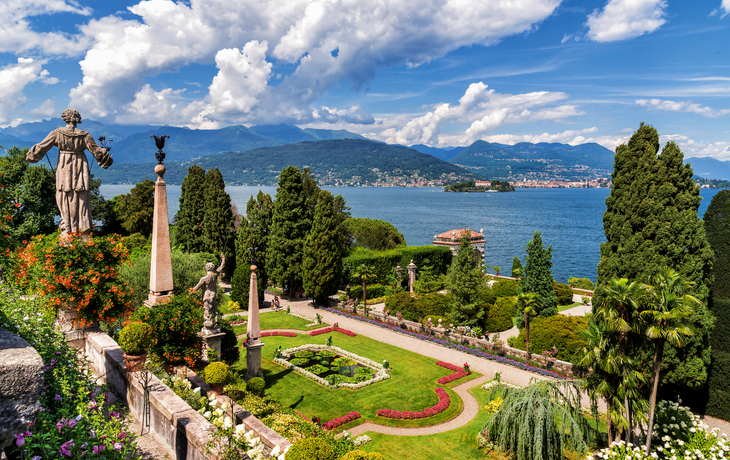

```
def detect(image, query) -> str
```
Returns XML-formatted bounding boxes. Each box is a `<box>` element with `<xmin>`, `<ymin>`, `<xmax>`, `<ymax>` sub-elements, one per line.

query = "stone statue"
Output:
<box><xmin>26</xmin><ymin>109</ymin><xmax>113</xmax><ymax>236</ymax></box>
<box><xmin>192</xmin><ymin>254</ymin><xmax>225</xmax><ymax>334</ymax></box>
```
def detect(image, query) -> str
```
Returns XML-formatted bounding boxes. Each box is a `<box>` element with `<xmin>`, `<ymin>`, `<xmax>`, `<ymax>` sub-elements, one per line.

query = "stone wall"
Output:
<box><xmin>84</xmin><ymin>330</ymin><xmax>291</xmax><ymax>460</ymax></box>
<box><xmin>334</xmin><ymin>304</ymin><xmax>577</xmax><ymax>376</ymax></box>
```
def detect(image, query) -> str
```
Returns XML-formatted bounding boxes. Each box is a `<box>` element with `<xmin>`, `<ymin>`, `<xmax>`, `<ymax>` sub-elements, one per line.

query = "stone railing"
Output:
<box><xmin>84</xmin><ymin>330</ymin><xmax>291</xmax><ymax>460</ymax></box>
<box><xmin>334</xmin><ymin>304</ymin><xmax>578</xmax><ymax>377</ymax></box>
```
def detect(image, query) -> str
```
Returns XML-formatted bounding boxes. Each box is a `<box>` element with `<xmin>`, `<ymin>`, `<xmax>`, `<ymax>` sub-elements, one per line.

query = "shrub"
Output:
<box><xmin>286</xmin><ymin>436</ymin><xmax>336</xmax><ymax>460</ymax></box>
<box><xmin>384</xmin><ymin>291</ymin><xmax>452</xmax><ymax>322</ymax></box>
<box><xmin>553</xmin><ymin>281</ymin><xmax>574</xmax><ymax>306</ymax></box>
<box><xmin>227</xmin><ymin>300</ymin><xmax>241</xmax><ymax>312</ymax></box>
<box><xmin>131</xmin><ymin>292</ymin><xmax>203</xmax><ymax>366</ymax></box>
<box><xmin>203</xmin><ymin>362</ymin><xmax>230</xmax><ymax>385</ymax></box>
<box><xmin>341</xmin><ymin>451</ymin><xmax>385</xmax><ymax>460</ymax></box>
<box><xmin>118</xmin><ymin>322</ymin><xmax>155</xmax><ymax>355</ymax></box>
<box><xmin>513</xmin><ymin>315</ymin><xmax>589</xmax><ymax>361</ymax></box>
<box><xmin>246</xmin><ymin>376</ymin><xmax>266</xmax><ymax>396</ymax></box>
<box><xmin>349</xmin><ymin>284</ymin><xmax>387</xmax><ymax>301</ymax></box>
<box><xmin>342</xmin><ymin>246</ymin><xmax>453</xmax><ymax>285</ymax></box>
<box><xmin>219</xmin><ymin>318</ymin><xmax>240</xmax><ymax>364</ymax></box>
<box><xmin>492</xmin><ymin>279</ymin><xmax>520</xmax><ymax>298</ymax></box>
<box><xmin>567</xmin><ymin>276</ymin><xmax>594</xmax><ymax>290</ymax></box>
<box><xmin>483</xmin><ymin>296</ymin><xmax>517</xmax><ymax>332</ymax></box>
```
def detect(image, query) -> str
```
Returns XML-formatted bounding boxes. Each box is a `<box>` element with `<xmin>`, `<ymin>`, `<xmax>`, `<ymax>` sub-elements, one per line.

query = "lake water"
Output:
<box><xmin>100</xmin><ymin>184</ymin><xmax>721</xmax><ymax>284</ymax></box>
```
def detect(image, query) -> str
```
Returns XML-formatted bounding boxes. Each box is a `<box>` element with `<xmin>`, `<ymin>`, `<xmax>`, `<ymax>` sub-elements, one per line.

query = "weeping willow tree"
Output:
<box><xmin>481</xmin><ymin>379</ymin><xmax>594</xmax><ymax>460</ymax></box>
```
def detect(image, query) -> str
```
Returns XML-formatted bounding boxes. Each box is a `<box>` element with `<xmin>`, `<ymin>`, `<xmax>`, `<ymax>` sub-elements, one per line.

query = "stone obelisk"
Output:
<box><xmin>146</xmin><ymin>139</ymin><xmax>174</xmax><ymax>306</ymax></box>
<box><xmin>245</xmin><ymin>264</ymin><xmax>264</xmax><ymax>379</ymax></box>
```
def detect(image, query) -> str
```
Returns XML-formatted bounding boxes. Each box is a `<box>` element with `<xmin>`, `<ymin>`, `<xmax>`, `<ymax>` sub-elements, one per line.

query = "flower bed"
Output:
<box><xmin>263</xmin><ymin>331</ymin><xmax>297</xmax><ymax>337</ymax></box>
<box><xmin>309</xmin><ymin>326</ymin><xmax>356</xmax><ymax>337</ymax></box>
<box><xmin>229</xmin><ymin>318</ymin><xmax>247</xmax><ymax>326</ymax></box>
<box><xmin>376</xmin><ymin>388</ymin><xmax>450</xmax><ymax>419</ymax></box>
<box><xmin>435</xmin><ymin>361</ymin><xmax>470</xmax><ymax>385</ymax></box>
<box><xmin>273</xmin><ymin>344</ymin><xmax>390</xmax><ymax>389</ymax></box>
<box><xmin>321</xmin><ymin>306</ymin><xmax>572</xmax><ymax>380</ymax></box>
<box><xmin>322</xmin><ymin>412</ymin><xmax>361</xmax><ymax>430</ymax></box>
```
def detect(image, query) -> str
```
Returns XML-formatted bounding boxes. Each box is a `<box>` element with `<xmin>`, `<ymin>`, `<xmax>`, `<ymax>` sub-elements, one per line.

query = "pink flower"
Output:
<box><xmin>60</xmin><ymin>440</ymin><xmax>74</xmax><ymax>457</ymax></box>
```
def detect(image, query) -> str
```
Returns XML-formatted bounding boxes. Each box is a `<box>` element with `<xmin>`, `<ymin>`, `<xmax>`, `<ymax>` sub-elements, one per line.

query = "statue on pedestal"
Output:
<box><xmin>26</xmin><ymin>109</ymin><xmax>113</xmax><ymax>236</ymax></box>
<box><xmin>192</xmin><ymin>254</ymin><xmax>225</xmax><ymax>335</ymax></box>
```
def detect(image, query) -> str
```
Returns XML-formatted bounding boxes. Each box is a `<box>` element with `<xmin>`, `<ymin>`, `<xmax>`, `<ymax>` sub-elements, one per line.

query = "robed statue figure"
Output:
<box><xmin>26</xmin><ymin>109</ymin><xmax>113</xmax><ymax>236</ymax></box>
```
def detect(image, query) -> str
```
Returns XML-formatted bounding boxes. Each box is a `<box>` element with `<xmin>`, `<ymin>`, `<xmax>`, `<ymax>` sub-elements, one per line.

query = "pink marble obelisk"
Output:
<box><xmin>245</xmin><ymin>264</ymin><xmax>264</xmax><ymax>379</ymax></box>
<box><xmin>145</xmin><ymin>164</ymin><xmax>174</xmax><ymax>306</ymax></box>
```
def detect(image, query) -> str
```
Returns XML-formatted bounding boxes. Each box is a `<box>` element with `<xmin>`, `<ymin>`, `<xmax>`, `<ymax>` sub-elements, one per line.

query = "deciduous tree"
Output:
<box><xmin>113</xmin><ymin>179</ymin><xmax>154</xmax><ymax>237</ymax></box>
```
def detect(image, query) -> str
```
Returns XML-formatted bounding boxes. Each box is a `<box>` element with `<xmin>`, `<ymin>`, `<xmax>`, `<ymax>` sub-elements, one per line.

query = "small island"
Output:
<box><xmin>444</xmin><ymin>179</ymin><xmax>515</xmax><ymax>192</ymax></box>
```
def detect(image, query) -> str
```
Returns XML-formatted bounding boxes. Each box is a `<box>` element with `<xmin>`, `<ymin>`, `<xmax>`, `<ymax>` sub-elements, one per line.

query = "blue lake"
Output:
<box><xmin>100</xmin><ymin>185</ymin><xmax>721</xmax><ymax>284</ymax></box>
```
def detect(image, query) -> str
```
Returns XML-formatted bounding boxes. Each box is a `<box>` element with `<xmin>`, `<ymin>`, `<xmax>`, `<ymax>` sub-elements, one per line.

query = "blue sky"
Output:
<box><xmin>2</xmin><ymin>0</ymin><xmax>729</xmax><ymax>159</ymax></box>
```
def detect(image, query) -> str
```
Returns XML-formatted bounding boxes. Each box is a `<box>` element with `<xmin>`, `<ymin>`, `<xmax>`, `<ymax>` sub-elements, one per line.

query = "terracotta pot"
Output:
<box><xmin>208</xmin><ymin>383</ymin><xmax>225</xmax><ymax>396</ymax></box>
<box><xmin>124</xmin><ymin>353</ymin><xmax>147</xmax><ymax>372</ymax></box>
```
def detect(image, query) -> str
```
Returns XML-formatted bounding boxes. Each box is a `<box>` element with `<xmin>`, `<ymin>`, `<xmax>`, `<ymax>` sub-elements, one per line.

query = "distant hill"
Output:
<box><xmin>446</xmin><ymin>140</ymin><xmax>614</xmax><ymax>180</ymax></box>
<box><xmin>685</xmin><ymin>156</ymin><xmax>730</xmax><ymax>181</ymax></box>
<box><xmin>409</xmin><ymin>144</ymin><xmax>465</xmax><ymax>161</ymax></box>
<box><xmin>93</xmin><ymin>139</ymin><xmax>484</xmax><ymax>186</ymax></box>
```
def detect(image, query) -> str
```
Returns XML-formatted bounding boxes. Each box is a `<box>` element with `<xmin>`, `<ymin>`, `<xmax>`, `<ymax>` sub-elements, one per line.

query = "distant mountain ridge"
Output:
<box><xmin>93</xmin><ymin>138</ymin><xmax>484</xmax><ymax>186</ymax></box>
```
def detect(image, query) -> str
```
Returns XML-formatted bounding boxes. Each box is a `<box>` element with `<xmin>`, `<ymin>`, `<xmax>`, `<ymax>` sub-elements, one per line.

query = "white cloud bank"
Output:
<box><xmin>636</xmin><ymin>98</ymin><xmax>730</xmax><ymax>118</ymax></box>
<box><xmin>586</xmin><ymin>0</ymin><xmax>667</xmax><ymax>42</ymax></box>
<box><xmin>0</xmin><ymin>58</ymin><xmax>56</xmax><ymax>126</ymax></box>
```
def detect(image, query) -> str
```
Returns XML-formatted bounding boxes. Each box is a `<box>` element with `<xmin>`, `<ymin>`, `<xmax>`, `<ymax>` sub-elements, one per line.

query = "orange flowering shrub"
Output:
<box><xmin>12</xmin><ymin>233</ymin><xmax>134</xmax><ymax>326</ymax></box>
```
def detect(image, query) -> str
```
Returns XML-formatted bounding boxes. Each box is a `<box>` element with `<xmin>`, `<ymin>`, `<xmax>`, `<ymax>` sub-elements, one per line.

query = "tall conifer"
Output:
<box><xmin>522</xmin><ymin>230</ymin><xmax>558</xmax><ymax>317</ymax></box>
<box><xmin>597</xmin><ymin>123</ymin><xmax>714</xmax><ymax>394</ymax></box>
<box><xmin>203</xmin><ymin>168</ymin><xmax>235</xmax><ymax>277</ymax></box>
<box><xmin>447</xmin><ymin>230</ymin><xmax>484</xmax><ymax>327</ymax></box>
<box><xmin>703</xmin><ymin>190</ymin><xmax>730</xmax><ymax>420</ymax></box>
<box><xmin>302</xmin><ymin>190</ymin><xmax>342</xmax><ymax>304</ymax></box>
<box><xmin>268</xmin><ymin>166</ymin><xmax>311</xmax><ymax>297</ymax></box>
<box><xmin>177</xmin><ymin>165</ymin><xmax>207</xmax><ymax>253</ymax></box>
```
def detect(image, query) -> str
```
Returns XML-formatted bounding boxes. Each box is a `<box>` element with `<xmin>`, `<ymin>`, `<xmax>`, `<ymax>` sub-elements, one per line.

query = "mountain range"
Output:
<box><xmin>3</xmin><ymin>119</ymin><xmax>729</xmax><ymax>183</ymax></box>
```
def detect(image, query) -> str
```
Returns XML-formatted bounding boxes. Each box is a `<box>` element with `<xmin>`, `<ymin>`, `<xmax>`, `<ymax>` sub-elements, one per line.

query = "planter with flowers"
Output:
<box><xmin>118</xmin><ymin>322</ymin><xmax>156</xmax><ymax>372</ymax></box>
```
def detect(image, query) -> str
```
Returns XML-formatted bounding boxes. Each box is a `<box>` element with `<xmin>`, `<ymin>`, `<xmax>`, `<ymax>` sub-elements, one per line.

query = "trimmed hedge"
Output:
<box><xmin>342</xmin><ymin>246</ymin><xmax>453</xmax><ymax>285</ymax></box>
<box><xmin>483</xmin><ymin>296</ymin><xmax>517</xmax><ymax>333</ymax></box>
<box><xmin>384</xmin><ymin>291</ymin><xmax>452</xmax><ymax>322</ymax></box>
<box><xmin>492</xmin><ymin>279</ymin><xmax>520</xmax><ymax>298</ymax></box>
<box><xmin>341</xmin><ymin>451</ymin><xmax>385</xmax><ymax>460</ymax></box>
<box><xmin>553</xmin><ymin>281</ymin><xmax>574</xmax><ymax>306</ymax></box>
<box><xmin>349</xmin><ymin>284</ymin><xmax>388</xmax><ymax>301</ymax></box>
<box><xmin>286</xmin><ymin>437</ymin><xmax>336</xmax><ymax>460</ymax></box>
<box><xmin>512</xmin><ymin>315</ymin><xmax>588</xmax><ymax>362</ymax></box>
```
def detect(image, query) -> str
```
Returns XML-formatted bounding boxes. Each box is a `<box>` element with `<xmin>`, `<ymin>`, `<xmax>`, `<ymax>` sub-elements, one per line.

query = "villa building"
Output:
<box><xmin>432</xmin><ymin>228</ymin><xmax>486</xmax><ymax>262</ymax></box>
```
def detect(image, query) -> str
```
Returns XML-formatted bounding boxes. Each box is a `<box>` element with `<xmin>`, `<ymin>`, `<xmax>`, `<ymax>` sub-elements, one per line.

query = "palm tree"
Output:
<box><xmin>517</xmin><ymin>292</ymin><xmax>540</xmax><ymax>359</ymax></box>
<box><xmin>353</xmin><ymin>264</ymin><xmax>375</xmax><ymax>307</ymax></box>
<box><xmin>641</xmin><ymin>267</ymin><xmax>697</xmax><ymax>452</ymax></box>
<box><xmin>592</xmin><ymin>278</ymin><xmax>647</xmax><ymax>443</ymax></box>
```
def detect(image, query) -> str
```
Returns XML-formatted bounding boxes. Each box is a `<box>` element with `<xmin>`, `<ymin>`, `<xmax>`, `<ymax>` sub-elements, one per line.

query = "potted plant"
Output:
<box><xmin>118</xmin><ymin>322</ymin><xmax>156</xmax><ymax>372</ymax></box>
<box><xmin>203</xmin><ymin>362</ymin><xmax>230</xmax><ymax>396</ymax></box>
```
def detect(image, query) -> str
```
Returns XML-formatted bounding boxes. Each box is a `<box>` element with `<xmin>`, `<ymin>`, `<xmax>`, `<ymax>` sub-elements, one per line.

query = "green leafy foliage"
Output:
<box><xmin>303</xmin><ymin>190</ymin><xmax>343</xmax><ymax>303</ymax></box>
<box><xmin>483</xmin><ymin>296</ymin><xmax>517</xmax><ymax>333</ymax></box>
<box><xmin>568</xmin><ymin>276</ymin><xmax>594</xmax><ymax>290</ymax></box>
<box><xmin>112</xmin><ymin>179</ymin><xmax>154</xmax><ymax>237</ymax></box>
<box><xmin>513</xmin><ymin>315</ymin><xmax>589</xmax><ymax>361</ymax></box>
<box><xmin>246</xmin><ymin>377</ymin><xmax>266</xmax><ymax>396</ymax></box>
<box><xmin>597</xmin><ymin>123</ymin><xmax>714</xmax><ymax>395</ymax></box>
<box><xmin>342</xmin><ymin>246</ymin><xmax>452</xmax><ymax>286</ymax></box>
<box><xmin>177</xmin><ymin>165</ymin><xmax>207</xmax><ymax>253</ymax></box>
<box><xmin>286</xmin><ymin>437</ymin><xmax>337</xmax><ymax>460</ymax></box>
<box><xmin>522</xmin><ymin>231</ymin><xmax>558</xmax><ymax>317</ymax></box>
<box><xmin>553</xmin><ymin>281</ymin><xmax>574</xmax><ymax>305</ymax></box>
<box><xmin>203</xmin><ymin>362</ymin><xmax>230</xmax><ymax>385</ymax></box>
<box><xmin>511</xmin><ymin>257</ymin><xmax>523</xmax><ymax>278</ymax></box>
<box><xmin>446</xmin><ymin>231</ymin><xmax>485</xmax><ymax>327</ymax></box>
<box><xmin>118</xmin><ymin>321</ymin><xmax>155</xmax><ymax>355</ymax></box>
<box><xmin>492</xmin><ymin>279</ymin><xmax>520</xmax><ymax>298</ymax></box>
<box><xmin>343</xmin><ymin>217</ymin><xmax>406</xmax><ymax>251</ymax></box>
<box><xmin>384</xmin><ymin>291</ymin><xmax>453</xmax><ymax>322</ymax></box>
<box><xmin>341</xmin><ymin>451</ymin><xmax>385</xmax><ymax>460</ymax></box>
<box><xmin>232</xmin><ymin>191</ymin><xmax>273</xmax><ymax>308</ymax></box>
<box><xmin>203</xmin><ymin>167</ymin><xmax>235</xmax><ymax>277</ymax></box>
<box><xmin>219</xmin><ymin>318</ymin><xmax>240</xmax><ymax>364</ymax></box>
<box><xmin>349</xmin><ymin>284</ymin><xmax>388</xmax><ymax>301</ymax></box>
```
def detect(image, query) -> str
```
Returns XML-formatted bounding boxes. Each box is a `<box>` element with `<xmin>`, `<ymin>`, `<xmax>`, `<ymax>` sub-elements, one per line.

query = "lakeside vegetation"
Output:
<box><xmin>443</xmin><ymin>179</ymin><xmax>515</xmax><ymax>192</ymax></box>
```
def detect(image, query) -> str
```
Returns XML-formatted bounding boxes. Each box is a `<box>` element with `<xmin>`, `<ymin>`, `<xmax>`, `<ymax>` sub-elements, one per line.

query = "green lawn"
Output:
<box><xmin>358</xmin><ymin>387</ymin><xmax>505</xmax><ymax>460</ymax></box>
<box><xmin>231</xmin><ymin>310</ymin><xmax>328</xmax><ymax>333</ymax></box>
<box><xmin>558</xmin><ymin>302</ymin><xmax>584</xmax><ymax>312</ymax></box>
<box><xmin>232</xmin><ymin>331</ymin><xmax>480</xmax><ymax>428</ymax></box>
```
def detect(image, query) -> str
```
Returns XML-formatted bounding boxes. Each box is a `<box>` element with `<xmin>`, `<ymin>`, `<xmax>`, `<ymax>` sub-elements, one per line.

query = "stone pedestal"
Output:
<box><xmin>407</xmin><ymin>259</ymin><xmax>417</xmax><ymax>293</ymax></box>
<box><xmin>146</xmin><ymin>164</ymin><xmax>174</xmax><ymax>306</ymax></box>
<box><xmin>199</xmin><ymin>331</ymin><xmax>226</xmax><ymax>363</ymax></box>
<box><xmin>245</xmin><ymin>265</ymin><xmax>263</xmax><ymax>379</ymax></box>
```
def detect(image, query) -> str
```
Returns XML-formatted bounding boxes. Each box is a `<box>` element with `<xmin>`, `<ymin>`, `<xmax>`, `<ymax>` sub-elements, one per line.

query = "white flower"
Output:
<box><xmin>203</xmin><ymin>411</ymin><xmax>212</xmax><ymax>420</ymax></box>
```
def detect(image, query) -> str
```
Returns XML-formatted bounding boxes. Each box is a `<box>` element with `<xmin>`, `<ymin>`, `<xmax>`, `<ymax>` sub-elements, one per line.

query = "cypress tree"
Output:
<box><xmin>231</xmin><ymin>191</ymin><xmax>273</xmax><ymax>308</ymax></box>
<box><xmin>268</xmin><ymin>166</ymin><xmax>311</xmax><ymax>297</ymax></box>
<box><xmin>522</xmin><ymin>230</ymin><xmax>558</xmax><ymax>317</ymax></box>
<box><xmin>447</xmin><ymin>230</ymin><xmax>484</xmax><ymax>327</ymax></box>
<box><xmin>302</xmin><ymin>190</ymin><xmax>342</xmax><ymax>304</ymax></box>
<box><xmin>177</xmin><ymin>165</ymin><xmax>207</xmax><ymax>253</ymax></box>
<box><xmin>511</xmin><ymin>256</ymin><xmax>523</xmax><ymax>279</ymax></box>
<box><xmin>203</xmin><ymin>168</ymin><xmax>235</xmax><ymax>277</ymax></box>
<box><xmin>597</xmin><ymin>123</ymin><xmax>714</xmax><ymax>395</ymax></box>
<box><xmin>704</xmin><ymin>190</ymin><xmax>730</xmax><ymax>420</ymax></box>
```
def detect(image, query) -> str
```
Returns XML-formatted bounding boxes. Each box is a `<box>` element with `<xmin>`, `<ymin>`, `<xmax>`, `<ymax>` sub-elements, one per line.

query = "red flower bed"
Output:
<box><xmin>376</xmin><ymin>388</ymin><xmax>450</xmax><ymax>419</ymax></box>
<box><xmin>309</xmin><ymin>326</ymin><xmax>356</xmax><ymax>337</ymax></box>
<box><xmin>262</xmin><ymin>331</ymin><xmax>297</xmax><ymax>337</ymax></box>
<box><xmin>435</xmin><ymin>361</ymin><xmax>470</xmax><ymax>385</ymax></box>
<box><xmin>322</xmin><ymin>411</ymin><xmax>361</xmax><ymax>430</ymax></box>
<box><xmin>229</xmin><ymin>318</ymin><xmax>246</xmax><ymax>325</ymax></box>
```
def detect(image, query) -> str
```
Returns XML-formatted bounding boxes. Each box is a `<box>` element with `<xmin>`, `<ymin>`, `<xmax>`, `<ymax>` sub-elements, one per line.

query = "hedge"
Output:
<box><xmin>553</xmin><ymin>281</ymin><xmax>574</xmax><ymax>306</ymax></box>
<box><xmin>492</xmin><ymin>279</ymin><xmax>520</xmax><ymax>298</ymax></box>
<box><xmin>384</xmin><ymin>291</ymin><xmax>453</xmax><ymax>323</ymax></box>
<box><xmin>512</xmin><ymin>315</ymin><xmax>588</xmax><ymax>362</ymax></box>
<box><xmin>342</xmin><ymin>246</ymin><xmax>453</xmax><ymax>285</ymax></box>
<box><xmin>483</xmin><ymin>296</ymin><xmax>517</xmax><ymax>333</ymax></box>
<box><xmin>349</xmin><ymin>284</ymin><xmax>389</xmax><ymax>301</ymax></box>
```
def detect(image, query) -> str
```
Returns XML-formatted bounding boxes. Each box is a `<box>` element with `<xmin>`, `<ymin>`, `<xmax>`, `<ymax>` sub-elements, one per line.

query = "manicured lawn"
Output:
<box><xmin>558</xmin><ymin>302</ymin><xmax>585</xmax><ymax>312</ymax></box>
<box><xmin>232</xmin><ymin>331</ymin><xmax>480</xmax><ymax>428</ymax></box>
<box><xmin>359</xmin><ymin>387</ymin><xmax>505</xmax><ymax>460</ymax></box>
<box><xmin>231</xmin><ymin>310</ymin><xmax>328</xmax><ymax>333</ymax></box>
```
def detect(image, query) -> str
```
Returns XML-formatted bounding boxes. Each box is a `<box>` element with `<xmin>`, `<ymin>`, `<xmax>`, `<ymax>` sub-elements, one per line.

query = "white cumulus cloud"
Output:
<box><xmin>586</xmin><ymin>0</ymin><xmax>667</xmax><ymax>42</ymax></box>
<box><xmin>0</xmin><ymin>58</ymin><xmax>52</xmax><ymax>126</ymax></box>
<box><xmin>636</xmin><ymin>98</ymin><xmax>730</xmax><ymax>117</ymax></box>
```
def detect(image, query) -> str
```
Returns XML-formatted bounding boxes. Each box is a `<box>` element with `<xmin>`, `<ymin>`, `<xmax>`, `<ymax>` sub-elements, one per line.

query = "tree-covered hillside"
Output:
<box><xmin>93</xmin><ymin>139</ymin><xmax>484</xmax><ymax>186</ymax></box>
